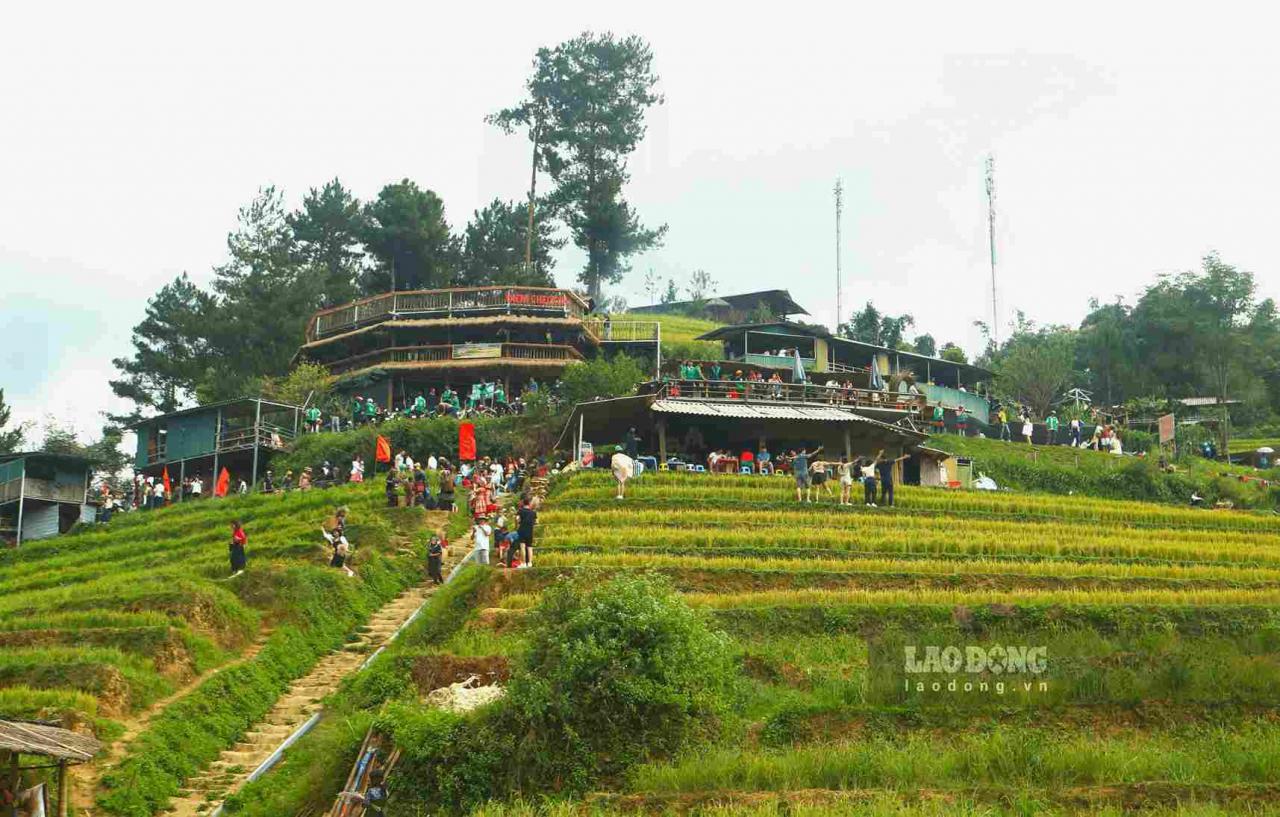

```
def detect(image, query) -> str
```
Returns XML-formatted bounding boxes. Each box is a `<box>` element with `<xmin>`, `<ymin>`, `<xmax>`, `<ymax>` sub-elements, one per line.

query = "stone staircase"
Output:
<box><xmin>168</xmin><ymin>579</ymin><xmax>445</xmax><ymax>815</ymax></box>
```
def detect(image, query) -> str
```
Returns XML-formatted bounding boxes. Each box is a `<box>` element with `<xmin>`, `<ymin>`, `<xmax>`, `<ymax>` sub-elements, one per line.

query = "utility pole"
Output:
<box><xmin>834</xmin><ymin>178</ymin><xmax>844</xmax><ymax>333</ymax></box>
<box><xmin>985</xmin><ymin>154</ymin><xmax>999</xmax><ymax>346</ymax></box>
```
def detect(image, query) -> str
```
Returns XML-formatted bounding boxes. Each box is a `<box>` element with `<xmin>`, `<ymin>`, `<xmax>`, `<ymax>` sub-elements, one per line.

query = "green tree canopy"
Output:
<box><xmin>287</xmin><ymin>178</ymin><xmax>366</xmax><ymax>307</ymax></box>
<box><xmin>361</xmin><ymin>180</ymin><xmax>458</xmax><ymax>293</ymax></box>
<box><xmin>912</xmin><ymin>333</ymin><xmax>937</xmax><ymax>357</ymax></box>
<box><xmin>458</xmin><ymin>198</ymin><xmax>562</xmax><ymax>286</ymax></box>
<box><xmin>556</xmin><ymin>354</ymin><xmax>645</xmax><ymax>406</ymax></box>
<box><xmin>494</xmin><ymin>32</ymin><xmax>666</xmax><ymax>301</ymax></box>
<box><xmin>939</xmin><ymin>342</ymin><xmax>968</xmax><ymax>364</ymax></box>
<box><xmin>991</xmin><ymin>321</ymin><xmax>1078</xmax><ymax>418</ymax></box>
<box><xmin>110</xmin><ymin>272</ymin><xmax>216</xmax><ymax>413</ymax></box>
<box><xmin>839</xmin><ymin>302</ymin><xmax>914</xmax><ymax>348</ymax></box>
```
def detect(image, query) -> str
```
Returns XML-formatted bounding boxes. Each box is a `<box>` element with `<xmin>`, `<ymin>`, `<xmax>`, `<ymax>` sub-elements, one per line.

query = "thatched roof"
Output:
<box><xmin>0</xmin><ymin>719</ymin><xmax>101</xmax><ymax>763</ymax></box>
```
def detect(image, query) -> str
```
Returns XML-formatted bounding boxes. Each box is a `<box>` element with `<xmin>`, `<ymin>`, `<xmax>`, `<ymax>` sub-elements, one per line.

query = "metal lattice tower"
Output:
<box><xmin>834</xmin><ymin>178</ymin><xmax>844</xmax><ymax>331</ymax></box>
<box><xmin>985</xmin><ymin>154</ymin><xmax>998</xmax><ymax>346</ymax></box>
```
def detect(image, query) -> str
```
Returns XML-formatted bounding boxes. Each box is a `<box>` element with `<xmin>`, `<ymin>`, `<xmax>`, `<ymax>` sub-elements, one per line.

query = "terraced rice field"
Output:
<box><xmin>475</xmin><ymin>469</ymin><xmax>1280</xmax><ymax>815</ymax></box>
<box><xmin>0</xmin><ymin>481</ymin><xmax>440</xmax><ymax>815</ymax></box>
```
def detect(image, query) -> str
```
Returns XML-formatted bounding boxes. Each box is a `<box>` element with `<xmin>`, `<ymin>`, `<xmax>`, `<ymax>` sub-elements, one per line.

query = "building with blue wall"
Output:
<box><xmin>0</xmin><ymin>452</ymin><xmax>95</xmax><ymax>545</ymax></box>
<box><xmin>131</xmin><ymin>398</ymin><xmax>302</xmax><ymax>490</ymax></box>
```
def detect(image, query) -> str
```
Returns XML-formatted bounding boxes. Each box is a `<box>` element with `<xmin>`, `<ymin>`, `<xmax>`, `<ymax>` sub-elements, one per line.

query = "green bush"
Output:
<box><xmin>507</xmin><ymin>573</ymin><xmax>734</xmax><ymax>785</ymax></box>
<box><xmin>387</xmin><ymin>574</ymin><xmax>734</xmax><ymax>813</ymax></box>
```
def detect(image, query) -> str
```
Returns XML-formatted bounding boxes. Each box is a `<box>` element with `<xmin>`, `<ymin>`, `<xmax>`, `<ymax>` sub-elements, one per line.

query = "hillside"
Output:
<box><xmin>0</xmin><ymin>480</ymin><xmax>448</xmax><ymax>815</ymax></box>
<box><xmin>474</xmin><ymin>470</ymin><xmax>1280</xmax><ymax>814</ymax></box>
<box><xmin>929</xmin><ymin>434</ymin><xmax>1280</xmax><ymax>509</ymax></box>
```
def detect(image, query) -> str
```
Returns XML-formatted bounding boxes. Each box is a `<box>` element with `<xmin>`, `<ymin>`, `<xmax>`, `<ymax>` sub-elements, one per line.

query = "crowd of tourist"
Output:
<box><xmin>301</xmin><ymin>382</ymin><xmax>539</xmax><ymax>433</ymax></box>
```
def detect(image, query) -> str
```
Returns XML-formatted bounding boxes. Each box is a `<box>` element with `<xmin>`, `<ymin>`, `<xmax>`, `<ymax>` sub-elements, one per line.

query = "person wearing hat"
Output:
<box><xmin>262</xmin><ymin>470</ymin><xmax>275</xmax><ymax>493</ymax></box>
<box><xmin>281</xmin><ymin>470</ymin><xmax>294</xmax><ymax>493</ymax></box>
<box><xmin>299</xmin><ymin>467</ymin><xmax>313</xmax><ymax>491</ymax></box>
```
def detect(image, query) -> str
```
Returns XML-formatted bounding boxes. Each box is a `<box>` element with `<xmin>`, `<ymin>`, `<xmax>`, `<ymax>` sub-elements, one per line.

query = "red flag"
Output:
<box><xmin>214</xmin><ymin>467</ymin><xmax>230</xmax><ymax>498</ymax></box>
<box><xmin>375</xmin><ymin>435</ymin><xmax>392</xmax><ymax>463</ymax></box>
<box><xmin>458</xmin><ymin>421</ymin><xmax>476</xmax><ymax>462</ymax></box>
<box><xmin>161</xmin><ymin>467</ymin><xmax>171</xmax><ymax>496</ymax></box>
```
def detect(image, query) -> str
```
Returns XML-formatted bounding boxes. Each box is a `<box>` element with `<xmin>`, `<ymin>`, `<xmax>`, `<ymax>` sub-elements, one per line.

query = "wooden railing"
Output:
<box><xmin>660</xmin><ymin>379</ymin><xmax>926</xmax><ymax>415</ymax></box>
<box><xmin>17</xmin><ymin>477</ymin><xmax>85</xmax><ymax>503</ymax></box>
<box><xmin>581</xmin><ymin>318</ymin><xmax>660</xmax><ymax>343</ymax></box>
<box><xmin>309</xmin><ymin>287</ymin><xmax>591</xmax><ymax>341</ymax></box>
<box><xmin>328</xmin><ymin>343</ymin><xmax>585</xmax><ymax>375</ymax></box>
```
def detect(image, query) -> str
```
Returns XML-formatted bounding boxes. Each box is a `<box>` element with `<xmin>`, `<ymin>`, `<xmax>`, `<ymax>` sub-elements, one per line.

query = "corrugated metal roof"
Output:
<box><xmin>652</xmin><ymin>399</ymin><xmax>886</xmax><ymax>423</ymax></box>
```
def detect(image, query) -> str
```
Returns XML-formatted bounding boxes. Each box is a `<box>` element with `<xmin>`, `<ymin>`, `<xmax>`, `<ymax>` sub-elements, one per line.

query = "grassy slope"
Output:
<box><xmin>0</xmin><ymin>481</ymin><xmax>434</xmax><ymax>816</ymax></box>
<box><xmin>928</xmin><ymin>434</ymin><xmax>1280</xmax><ymax>509</ymax></box>
<box><xmin>612</xmin><ymin>312</ymin><xmax>723</xmax><ymax>343</ymax></box>
<box><xmin>459</xmin><ymin>469</ymin><xmax>1280</xmax><ymax>815</ymax></box>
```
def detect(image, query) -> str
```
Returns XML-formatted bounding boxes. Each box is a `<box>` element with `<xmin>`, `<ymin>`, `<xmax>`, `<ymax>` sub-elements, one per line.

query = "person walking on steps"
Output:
<box><xmin>427</xmin><ymin>531</ymin><xmax>446</xmax><ymax>584</ymax></box>
<box><xmin>228</xmin><ymin>520</ymin><xmax>247</xmax><ymax>576</ymax></box>
<box><xmin>473</xmin><ymin>514</ymin><xmax>493</xmax><ymax>566</ymax></box>
<box><xmin>322</xmin><ymin>507</ymin><xmax>354</xmax><ymax>577</ymax></box>
<box><xmin>518</xmin><ymin>494</ymin><xmax>538</xmax><ymax>568</ymax></box>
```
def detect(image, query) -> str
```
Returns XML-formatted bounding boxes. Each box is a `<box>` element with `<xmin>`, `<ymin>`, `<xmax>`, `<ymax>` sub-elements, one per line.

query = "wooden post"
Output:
<box><xmin>844</xmin><ymin>427</ymin><xmax>852</xmax><ymax>461</ymax></box>
<box><xmin>179</xmin><ymin>459</ymin><xmax>186</xmax><ymax>503</ymax></box>
<box><xmin>658</xmin><ymin>417</ymin><xmax>668</xmax><ymax>464</ymax></box>
<box><xmin>58</xmin><ymin>760</ymin><xmax>69</xmax><ymax>817</ymax></box>
<box><xmin>387</xmin><ymin>377</ymin><xmax>395</xmax><ymax>412</ymax></box>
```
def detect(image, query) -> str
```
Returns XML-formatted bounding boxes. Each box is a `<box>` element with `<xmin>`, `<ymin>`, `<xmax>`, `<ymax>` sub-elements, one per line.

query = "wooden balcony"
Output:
<box><xmin>308</xmin><ymin>287</ymin><xmax>591</xmax><ymax>341</ymax></box>
<box><xmin>0</xmin><ymin>477</ymin><xmax>85</xmax><ymax>504</ymax></box>
<box><xmin>328</xmin><ymin>343</ymin><xmax>585</xmax><ymax>375</ymax></box>
<box><xmin>659</xmin><ymin>379</ymin><xmax>926</xmax><ymax>416</ymax></box>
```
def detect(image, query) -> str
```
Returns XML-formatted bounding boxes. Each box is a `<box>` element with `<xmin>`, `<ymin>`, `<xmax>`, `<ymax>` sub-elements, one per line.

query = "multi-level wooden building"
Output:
<box><xmin>0</xmin><ymin>452</ymin><xmax>96</xmax><ymax>545</ymax></box>
<box><xmin>296</xmin><ymin>286</ymin><xmax>659</xmax><ymax>407</ymax></box>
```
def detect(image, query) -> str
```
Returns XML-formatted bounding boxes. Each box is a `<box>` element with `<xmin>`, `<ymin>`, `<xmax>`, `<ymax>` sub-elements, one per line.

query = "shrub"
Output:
<box><xmin>506</xmin><ymin>573</ymin><xmax>735</xmax><ymax>786</ymax></box>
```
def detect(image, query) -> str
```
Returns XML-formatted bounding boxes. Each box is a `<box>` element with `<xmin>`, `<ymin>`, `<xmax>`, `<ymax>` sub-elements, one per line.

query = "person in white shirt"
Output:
<box><xmin>152</xmin><ymin>481</ymin><xmax>166</xmax><ymax>509</ymax></box>
<box><xmin>490</xmin><ymin>461</ymin><xmax>503</xmax><ymax>488</ymax></box>
<box><xmin>473</xmin><ymin>516</ymin><xmax>492</xmax><ymax>565</ymax></box>
<box><xmin>428</xmin><ymin>454</ymin><xmax>438</xmax><ymax>471</ymax></box>
<box><xmin>190</xmin><ymin>477</ymin><xmax>203</xmax><ymax>497</ymax></box>
<box><xmin>238</xmin><ymin>479</ymin><xmax>248</xmax><ymax>495</ymax></box>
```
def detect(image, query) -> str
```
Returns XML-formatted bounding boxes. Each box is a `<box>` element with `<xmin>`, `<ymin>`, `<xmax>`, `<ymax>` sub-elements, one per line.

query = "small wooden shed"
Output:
<box><xmin>1</xmin><ymin>719</ymin><xmax>102</xmax><ymax>816</ymax></box>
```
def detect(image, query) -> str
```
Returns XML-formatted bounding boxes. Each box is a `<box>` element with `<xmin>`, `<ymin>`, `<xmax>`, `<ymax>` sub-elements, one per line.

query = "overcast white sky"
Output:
<box><xmin>3</xmin><ymin>2</ymin><xmax>1279</xmax><ymax>443</ymax></box>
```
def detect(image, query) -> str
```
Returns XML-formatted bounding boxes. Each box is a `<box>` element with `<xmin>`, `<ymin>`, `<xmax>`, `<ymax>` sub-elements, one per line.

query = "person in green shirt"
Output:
<box><xmin>709</xmin><ymin>362</ymin><xmax>722</xmax><ymax>381</ymax></box>
<box><xmin>413</xmin><ymin>393</ymin><xmax>427</xmax><ymax>417</ymax></box>
<box><xmin>350</xmin><ymin>396</ymin><xmax>363</xmax><ymax>427</ymax></box>
<box><xmin>1046</xmin><ymin>412</ymin><xmax>1060</xmax><ymax>445</ymax></box>
<box><xmin>931</xmin><ymin>404</ymin><xmax>945</xmax><ymax>434</ymax></box>
<box><xmin>364</xmin><ymin>397</ymin><xmax>378</xmax><ymax>423</ymax></box>
<box><xmin>305</xmin><ymin>406</ymin><xmax>321</xmax><ymax>433</ymax></box>
<box><xmin>494</xmin><ymin>385</ymin><xmax>507</xmax><ymax>406</ymax></box>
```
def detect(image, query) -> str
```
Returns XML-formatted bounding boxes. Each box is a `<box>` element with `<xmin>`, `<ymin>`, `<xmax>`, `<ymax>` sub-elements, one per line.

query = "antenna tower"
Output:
<box><xmin>985</xmin><ymin>154</ymin><xmax>999</xmax><ymax>346</ymax></box>
<box><xmin>834</xmin><ymin>178</ymin><xmax>844</xmax><ymax>331</ymax></box>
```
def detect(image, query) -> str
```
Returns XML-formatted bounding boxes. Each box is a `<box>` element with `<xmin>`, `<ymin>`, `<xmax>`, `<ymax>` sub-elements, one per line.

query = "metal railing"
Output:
<box><xmin>327</xmin><ymin>343</ymin><xmax>584</xmax><ymax>375</ymax></box>
<box><xmin>581</xmin><ymin>318</ymin><xmax>660</xmax><ymax>343</ymax></box>
<box><xmin>660</xmin><ymin>379</ymin><xmax>926</xmax><ymax>414</ymax></box>
<box><xmin>219</xmin><ymin>426</ymin><xmax>295</xmax><ymax>453</ymax></box>
<box><xmin>309</xmin><ymin>287</ymin><xmax>591</xmax><ymax>341</ymax></box>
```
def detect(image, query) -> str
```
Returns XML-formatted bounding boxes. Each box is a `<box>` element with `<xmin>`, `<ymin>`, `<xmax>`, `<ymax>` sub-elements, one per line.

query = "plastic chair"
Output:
<box><xmin>740</xmin><ymin>465</ymin><xmax>753</xmax><ymax>475</ymax></box>
<box><xmin>693</xmin><ymin>465</ymin><xmax>707</xmax><ymax>473</ymax></box>
<box><xmin>659</xmin><ymin>463</ymin><xmax>669</xmax><ymax>471</ymax></box>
